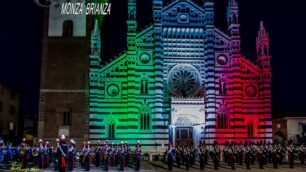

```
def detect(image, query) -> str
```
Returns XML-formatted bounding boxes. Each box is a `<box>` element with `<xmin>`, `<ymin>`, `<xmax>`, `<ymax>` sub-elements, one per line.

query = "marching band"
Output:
<box><xmin>0</xmin><ymin>137</ymin><xmax>306</xmax><ymax>171</ymax></box>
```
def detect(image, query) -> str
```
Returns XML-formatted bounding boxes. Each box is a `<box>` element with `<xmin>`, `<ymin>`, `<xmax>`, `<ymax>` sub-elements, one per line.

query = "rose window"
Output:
<box><xmin>167</xmin><ymin>64</ymin><xmax>202</xmax><ymax>97</ymax></box>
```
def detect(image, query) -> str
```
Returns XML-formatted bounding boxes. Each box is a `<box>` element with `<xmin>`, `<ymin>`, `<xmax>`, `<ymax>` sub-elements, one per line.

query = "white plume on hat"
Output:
<box><xmin>60</xmin><ymin>134</ymin><xmax>65</xmax><ymax>140</ymax></box>
<box><xmin>39</xmin><ymin>139</ymin><xmax>43</xmax><ymax>142</ymax></box>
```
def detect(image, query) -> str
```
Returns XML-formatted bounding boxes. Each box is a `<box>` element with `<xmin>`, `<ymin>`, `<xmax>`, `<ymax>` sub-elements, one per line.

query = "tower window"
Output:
<box><xmin>109</xmin><ymin>123</ymin><xmax>115</xmax><ymax>138</ymax></box>
<box><xmin>217</xmin><ymin>113</ymin><xmax>228</xmax><ymax>129</ymax></box>
<box><xmin>140</xmin><ymin>113</ymin><xmax>150</xmax><ymax>130</ymax></box>
<box><xmin>140</xmin><ymin>79</ymin><xmax>148</xmax><ymax>94</ymax></box>
<box><xmin>9</xmin><ymin>105</ymin><xmax>16</xmax><ymax>115</ymax></box>
<box><xmin>63</xmin><ymin>20</ymin><xmax>73</xmax><ymax>38</ymax></box>
<box><xmin>247</xmin><ymin>122</ymin><xmax>254</xmax><ymax>138</ymax></box>
<box><xmin>63</xmin><ymin>112</ymin><xmax>71</xmax><ymax>126</ymax></box>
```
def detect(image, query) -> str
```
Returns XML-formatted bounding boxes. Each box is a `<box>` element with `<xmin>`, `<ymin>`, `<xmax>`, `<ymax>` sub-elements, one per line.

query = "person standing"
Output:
<box><xmin>118</xmin><ymin>141</ymin><xmax>125</xmax><ymax>171</ymax></box>
<box><xmin>57</xmin><ymin>135</ymin><xmax>68</xmax><ymax>172</ymax></box>
<box><xmin>272</xmin><ymin>143</ymin><xmax>279</xmax><ymax>168</ymax></box>
<box><xmin>38</xmin><ymin>139</ymin><xmax>45</xmax><ymax>169</ymax></box>
<box><xmin>124</xmin><ymin>141</ymin><xmax>130</xmax><ymax>167</ymax></box>
<box><xmin>104</xmin><ymin>140</ymin><xmax>111</xmax><ymax>171</ymax></box>
<box><xmin>212</xmin><ymin>142</ymin><xmax>220</xmax><ymax>170</ymax></box>
<box><xmin>83</xmin><ymin>141</ymin><xmax>91</xmax><ymax>171</ymax></box>
<box><xmin>287</xmin><ymin>142</ymin><xmax>296</xmax><ymax>168</ymax></box>
<box><xmin>298</xmin><ymin>143</ymin><xmax>305</xmax><ymax>165</ymax></box>
<box><xmin>135</xmin><ymin>141</ymin><xmax>141</xmax><ymax>171</ymax></box>
<box><xmin>175</xmin><ymin>146</ymin><xmax>181</xmax><ymax>168</ymax></box>
<box><xmin>199</xmin><ymin>144</ymin><xmax>205</xmax><ymax>170</ymax></box>
<box><xmin>245</xmin><ymin>142</ymin><xmax>252</xmax><ymax>169</ymax></box>
<box><xmin>44</xmin><ymin>141</ymin><xmax>51</xmax><ymax>168</ymax></box>
<box><xmin>67</xmin><ymin>139</ymin><xmax>76</xmax><ymax>171</ymax></box>
<box><xmin>53</xmin><ymin>138</ymin><xmax>60</xmax><ymax>171</ymax></box>
<box><xmin>167</xmin><ymin>142</ymin><xmax>175</xmax><ymax>171</ymax></box>
<box><xmin>95</xmin><ymin>140</ymin><xmax>101</xmax><ymax>167</ymax></box>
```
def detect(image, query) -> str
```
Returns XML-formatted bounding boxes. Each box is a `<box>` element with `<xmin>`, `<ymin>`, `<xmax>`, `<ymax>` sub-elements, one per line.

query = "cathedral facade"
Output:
<box><xmin>88</xmin><ymin>0</ymin><xmax>272</xmax><ymax>153</ymax></box>
<box><xmin>38</xmin><ymin>0</ymin><xmax>272</xmax><ymax>153</ymax></box>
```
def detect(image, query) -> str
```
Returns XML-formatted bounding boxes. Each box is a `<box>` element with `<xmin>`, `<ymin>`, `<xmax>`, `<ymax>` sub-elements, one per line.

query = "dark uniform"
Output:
<box><xmin>287</xmin><ymin>143</ymin><xmax>296</xmax><ymax>168</ymax></box>
<box><xmin>257</xmin><ymin>145</ymin><xmax>265</xmax><ymax>169</ymax></box>
<box><xmin>183</xmin><ymin>146</ymin><xmax>190</xmax><ymax>170</ymax></box>
<box><xmin>53</xmin><ymin>139</ymin><xmax>60</xmax><ymax>171</ymax></box>
<box><xmin>166</xmin><ymin>144</ymin><xmax>175</xmax><ymax>171</ymax></box>
<box><xmin>175</xmin><ymin>147</ymin><xmax>181</xmax><ymax>168</ymax></box>
<box><xmin>67</xmin><ymin>140</ymin><xmax>76</xmax><ymax>171</ymax></box>
<box><xmin>245</xmin><ymin>144</ymin><xmax>252</xmax><ymax>169</ymax></box>
<box><xmin>103</xmin><ymin>140</ymin><xmax>110</xmax><ymax>171</ymax></box>
<box><xmin>57</xmin><ymin>135</ymin><xmax>68</xmax><ymax>172</ymax></box>
<box><xmin>95</xmin><ymin>141</ymin><xmax>101</xmax><ymax>167</ymax></box>
<box><xmin>135</xmin><ymin>141</ymin><xmax>141</xmax><ymax>171</ymax></box>
<box><xmin>228</xmin><ymin>145</ymin><xmax>236</xmax><ymax>170</ymax></box>
<box><xmin>298</xmin><ymin>144</ymin><xmax>305</xmax><ymax>164</ymax></box>
<box><xmin>118</xmin><ymin>141</ymin><xmax>126</xmax><ymax>171</ymax></box>
<box><xmin>82</xmin><ymin>142</ymin><xmax>91</xmax><ymax>171</ymax></box>
<box><xmin>199</xmin><ymin>145</ymin><xmax>205</xmax><ymax>170</ymax></box>
<box><xmin>19</xmin><ymin>139</ymin><xmax>29</xmax><ymax>168</ymax></box>
<box><xmin>38</xmin><ymin>140</ymin><xmax>45</xmax><ymax>169</ymax></box>
<box><xmin>272</xmin><ymin>144</ymin><xmax>280</xmax><ymax>168</ymax></box>
<box><xmin>44</xmin><ymin>142</ymin><xmax>51</xmax><ymax>168</ymax></box>
<box><xmin>212</xmin><ymin>143</ymin><xmax>220</xmax><ymax>170</ymax></box>
<box><xmin>124</xmin><ymin>142</ymin><xmax>130</xmax><ymax>167</ymax></box>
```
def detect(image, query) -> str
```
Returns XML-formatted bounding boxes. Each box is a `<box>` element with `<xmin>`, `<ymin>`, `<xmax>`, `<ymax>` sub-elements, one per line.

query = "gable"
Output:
<box><xmin>214</xmin><ymin>28</ymin><xmax>231</xmax><ymax>50</ymax></box>
<box><xmin>162</xmin><ymin>0</ymin><xmax>206</xmax><ymax>26</ymax></box>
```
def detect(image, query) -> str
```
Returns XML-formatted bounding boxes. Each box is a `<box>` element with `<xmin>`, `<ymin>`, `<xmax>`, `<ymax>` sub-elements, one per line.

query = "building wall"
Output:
<box><xmin>38</xmin><ymin>4</ymin><xmax>90</xmax><ymax>144</ymax></box>
<box><xmin>286</xmin><ymin>117</ymin><xmax>306</xmax><ymax>141</ymax></box>
<box><xmin>0</xmin><ymin>83</ymin><xmax>20</xmax><ymax>138</ymax></box>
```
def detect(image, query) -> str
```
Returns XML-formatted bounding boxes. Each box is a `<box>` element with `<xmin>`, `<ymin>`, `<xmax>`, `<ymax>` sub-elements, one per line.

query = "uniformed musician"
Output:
<box><xmin>135</xmin><ymin>140</ymin><xmax>141</xmax><ymax>171</ymax></box>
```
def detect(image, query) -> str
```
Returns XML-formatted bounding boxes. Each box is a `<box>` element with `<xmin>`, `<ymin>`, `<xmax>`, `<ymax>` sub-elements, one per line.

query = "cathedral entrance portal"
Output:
<box><xmin>170</xmin><ymin>97</ymin><xmax>206</xmax><ymax>147</ymax></box>
<box><xmin>175</xmin><ymin>127</ymin><xmax>193</xmax><ymax>146</ymax></box>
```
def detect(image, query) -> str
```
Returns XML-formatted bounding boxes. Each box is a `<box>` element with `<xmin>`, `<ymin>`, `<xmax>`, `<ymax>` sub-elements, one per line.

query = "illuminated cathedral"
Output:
<box><xmin>88</xmin><ymin>0</ymin><xmax>272</xmax><ymax>153</ymax></box>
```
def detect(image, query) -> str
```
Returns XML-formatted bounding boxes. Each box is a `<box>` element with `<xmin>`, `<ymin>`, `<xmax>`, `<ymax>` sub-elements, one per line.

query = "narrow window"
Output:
<box><xmin>63</xmin><ymin>112</ymin><xmax>71</xmax><ymax>126</ymax></box>
<box><xmin>63</xmin><ymin>20</ymin><xmax>73</xmax><ymax>38</ymax></box>
<box><xmin>109</xmin><ymin>123</ymin><xmax>115</xmax><ymax>138</ymax></box>
<box><xmin>248</xmin><ymin>122</ymin><xmax>254</xmax><ymax>138</ymax></box>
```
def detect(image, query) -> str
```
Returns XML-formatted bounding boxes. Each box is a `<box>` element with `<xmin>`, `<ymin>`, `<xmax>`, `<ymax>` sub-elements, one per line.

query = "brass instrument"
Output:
<box><xmin>32</xmin><ymin>147</ymin><xmax>39</xmax><ymax>157</ymax></box>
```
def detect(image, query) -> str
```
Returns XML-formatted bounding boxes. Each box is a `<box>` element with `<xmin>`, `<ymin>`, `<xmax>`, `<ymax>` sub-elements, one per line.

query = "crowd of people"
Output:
<box><xmin>1</xmin><ymin>137</ymin><xmax>306</xmax><ymax>171</ymax></box>
<box><xmin>0</xmin><ymin>135</ymin><xmax>142</xmax><ymax>172</ymax></box>
<box><xmin>164</xmin><ymin>140</ymin><xmax>306</xmax><ymax>170</ymax></box>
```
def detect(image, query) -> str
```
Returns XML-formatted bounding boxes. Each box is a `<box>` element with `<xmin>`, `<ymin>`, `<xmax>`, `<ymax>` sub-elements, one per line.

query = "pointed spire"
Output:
<box><xmin>256</xmin><ymin>21</ymin><xmax>270</xmax><ymax>57</ymax></box>
<box><xmin>257</xmin><ymin>21</ymin><xmax>268</xmax><ymax>41</ymax></box>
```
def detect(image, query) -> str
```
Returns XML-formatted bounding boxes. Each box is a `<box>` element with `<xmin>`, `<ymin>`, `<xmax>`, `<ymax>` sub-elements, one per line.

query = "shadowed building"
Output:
<box><xmin>0</xmin><ymin>82</ymin><xmax>20</xmax><ymax>144</ymax></box>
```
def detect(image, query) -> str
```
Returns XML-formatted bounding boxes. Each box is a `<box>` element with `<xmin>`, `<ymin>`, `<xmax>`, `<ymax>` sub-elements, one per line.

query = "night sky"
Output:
<box><xmin>0</xmin><ymin>0</ymin><xmax>306</xmax><ymax>118</ymax></box>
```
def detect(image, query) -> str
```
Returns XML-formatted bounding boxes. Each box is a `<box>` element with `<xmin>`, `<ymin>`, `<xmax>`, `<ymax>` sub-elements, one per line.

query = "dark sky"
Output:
<box><xmin>0</xmin><ymin>0</ymin><xmax>306</xmax><ymax>118</ymax></box>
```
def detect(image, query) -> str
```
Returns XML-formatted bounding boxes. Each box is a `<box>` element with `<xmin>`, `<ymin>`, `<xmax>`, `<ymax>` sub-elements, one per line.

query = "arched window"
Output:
<box><xmin>109</xmin><ymin>122</ymin><xmax>115</xmax><ymax>138</ymax></box>
<box><xmin>140</xmin><ymin>113</ymin><xmax>150</xmax><ymax>130</ymax></box>
<box><xmin>139</xmin><ymin>105</ymin><xmax>150</xmax><ymax>130</ymax></box>
<box><xmin>217</xmin><ymin>103</ymin><xmax>229</xmax><ymax>129</ymax></box>
<box><xmin>140</xmin><ymin>78</ymin><xmax>148</xmax><ymax>94</ymax></box>
<box><xmin>247</xmin><ymin>122</ymin><xmax>254</xmax><ymax>138</ymax></box>
<box><xmin>217</xmin><ymin>113</ymin><xmax>228</xmax><ymax>129</ymax></box>
<box><xmin>63</xmin><ymin>20</ymin><xmax>73</xmax><ymax>38</ymax></box>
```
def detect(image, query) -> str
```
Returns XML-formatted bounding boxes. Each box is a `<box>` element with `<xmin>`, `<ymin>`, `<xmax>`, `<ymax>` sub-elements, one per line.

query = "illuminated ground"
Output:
<box><xmin>2</xmin><ymin>160</ymin><xmax>305</xmax><ymax>171</ymax></box>
<box><xmin>39</xmin><ymin>161</ymin><xmax>306</xmax><ymax>172</ymax></box>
